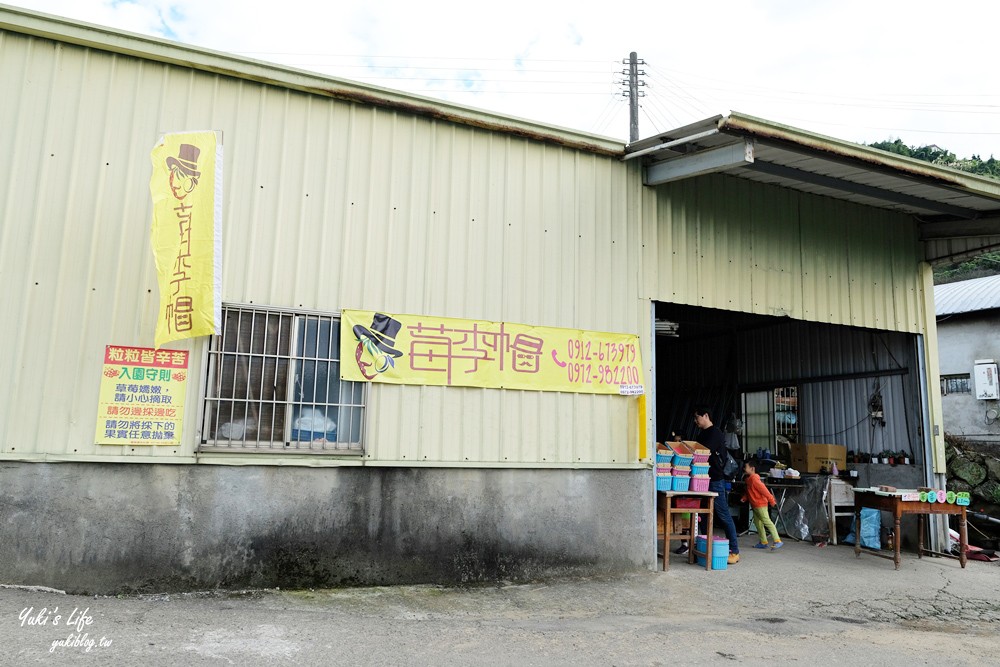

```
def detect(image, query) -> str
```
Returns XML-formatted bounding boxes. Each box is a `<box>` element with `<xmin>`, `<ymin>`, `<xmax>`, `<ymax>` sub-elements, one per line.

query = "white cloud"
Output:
<box><xmin>9</xmin><ymin>0</ymin><xmax>1000</xmax><ymax>157</ymax></box>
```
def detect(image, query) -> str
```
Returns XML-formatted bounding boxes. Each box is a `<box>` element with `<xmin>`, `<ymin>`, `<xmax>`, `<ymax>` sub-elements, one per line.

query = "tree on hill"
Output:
<box><xmin>867</xmin><ymin>139</ymin><xmax>1000</xmax><ymax>283</ymax></box>
<box><xmin>868</xmin><ymin>139</ymin><xmax>1000</xmax><ymax>179</ymax></box>
<box><xmin>934</xmin><ymin>252</ymin><xmax>1000</xmax><ymax>285</ymax></box>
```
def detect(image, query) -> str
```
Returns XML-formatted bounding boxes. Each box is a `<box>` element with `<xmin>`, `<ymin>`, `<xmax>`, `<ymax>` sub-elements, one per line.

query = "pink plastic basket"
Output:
<box><xmin>689</xmin><ymin>445</ymin><xmax>710</xmax><ymax>464</ymax></box>
<box><xmin>689</xmin><ymin>475</ymin><xmax>710</xmax><ymax>492</ymax></box>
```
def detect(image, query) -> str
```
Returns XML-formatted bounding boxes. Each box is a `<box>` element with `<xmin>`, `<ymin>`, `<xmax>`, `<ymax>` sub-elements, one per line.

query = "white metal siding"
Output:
<box><xmin>0</xmin><ymin>30</ymin><xmax>644</xmax><ymax>465</ymax></box>
<box><xmin>641</xmin><ymin>173</ymin><xmax>928</xmax><ymax>334</ymax></box>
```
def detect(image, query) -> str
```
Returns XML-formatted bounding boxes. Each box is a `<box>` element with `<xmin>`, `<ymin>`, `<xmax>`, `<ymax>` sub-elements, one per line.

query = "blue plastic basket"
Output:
<box><xmin>695</xmin><ymin>535</ymin><xmax>730</xmax><ymax>570</ymax></box>
<box><xmin>691</xmin><ymin>463</ymin><xmax>710</xmax><ymax>476</ymax></box>
<box><xmin>672</xmin><ymin>475</ymin><xmax>690</xmax><ymax>492</ymax></box>
<box><xmin>655</xmin><ymin>453</ymin><xmax>672</xmax><ymax>464</ymax></box>
<box><xmin>672</xmin><ymin>453</ymin><xmax>694</xmax><ymax>467</ymax></box>
<box><xmin>656</xmin><ymin>476</ymin><xmax>672</xmax><ymax>492</ymax></box>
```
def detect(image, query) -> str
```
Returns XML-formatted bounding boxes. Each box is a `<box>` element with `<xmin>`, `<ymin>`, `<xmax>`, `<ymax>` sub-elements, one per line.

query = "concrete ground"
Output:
<box><xmin>3</xmin><ymin>537</ymin><xmax>999</xmax><ymax>666</ymax></box>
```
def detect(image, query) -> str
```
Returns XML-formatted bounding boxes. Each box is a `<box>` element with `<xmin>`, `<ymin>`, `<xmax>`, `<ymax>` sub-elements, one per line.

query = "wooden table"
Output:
<box><xmin>658</xmin><ymin>490</ymin><xmax>717</xmax><ymax>571</ymax></box>
<box><xmin>853</xmin><ymin>489</ymin><xmax>967</xmax><ymax>570</ymax></box>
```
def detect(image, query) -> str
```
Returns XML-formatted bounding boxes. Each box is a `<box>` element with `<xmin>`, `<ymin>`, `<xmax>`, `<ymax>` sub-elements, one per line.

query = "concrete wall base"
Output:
<box><xmin>0</xmin><ymin>463</ymin><xmax>652</xmax><ymax>594</ymax></box>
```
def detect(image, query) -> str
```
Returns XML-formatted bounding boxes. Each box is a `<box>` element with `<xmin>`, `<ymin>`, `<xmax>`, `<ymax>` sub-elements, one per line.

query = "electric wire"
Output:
<box><xmin>644</xmin><ymin>65</ymin><xmax>713</xmax><ymax>118</ymax></box>
<box><xmin>588</xmin><ymin>94</ymin><xmax>617</xmax><ymax>133</ymax></box>
<box><xmin>236</xmin><ymin>52</ymin><xmax>999</xmax><ymax>145</ymax></box>
<box><xmin>237</xmin><ymin>52</ymin><xmax>617</xmax><ymax>64</ymax></box>
<box><xmin>642</xmin><ymin>95</ymin><xmax>683</xmax><ymax>130</ymax></box>
<box><xmin>594</xmin><ymin>98</ymin><xmax>625</xmax><ymax>137</ymax></box>
<box><xmin>640</xmin><ymin>98</ymin><xmax>676</xmax><ymax>133</ymax></box>
<box><xmin>589</xmin><ymin>94</ymin><xmax>622</xmax><ymax>135</ymax></box>
<box><xmin>639</xmin><ymin>106</ymin><xmax>664</xmax><ymax>136</ymax></box>
<box><xmin>649</xmin><ymin>66</ymin><xmax>1000</xmax><ymax>112</ymax></box>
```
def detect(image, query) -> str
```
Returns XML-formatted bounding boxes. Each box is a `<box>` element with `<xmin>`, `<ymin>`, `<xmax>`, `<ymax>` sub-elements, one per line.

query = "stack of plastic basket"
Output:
<box><xmin>690</xmin><ymin>461</ymin><xmax>710</xmax><ymax>491</ymax></box>
<box><xmin>695</xmin><ymin>534</ymin><xmax>730</xmax><ymax>570</ymax></box>
<box><xmin>669</xmin><ymin>442</ymin><xmax>694</xmax><ymax>491</ymax></box>
<box><xmin>655</xmin><ymin>447</ymin><xmax>673</xmax><ymax>491</ymax></box>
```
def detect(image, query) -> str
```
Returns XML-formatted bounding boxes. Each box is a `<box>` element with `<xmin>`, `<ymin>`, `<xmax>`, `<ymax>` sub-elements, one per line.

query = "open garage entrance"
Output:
<box><xmin>652</xmin><ymin>301</ymin><xmax>937</xmax><ymax>547</ymax></box>
<box><xmin>653</xmin><ymin>301</ymin><xmax>932</xmax><ymax>481</ymax></box>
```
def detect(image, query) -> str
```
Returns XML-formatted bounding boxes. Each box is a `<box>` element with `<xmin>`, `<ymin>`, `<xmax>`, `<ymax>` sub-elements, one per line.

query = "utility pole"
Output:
<box><xmin>622</xmin><ymin>52</ymin><xmax>645</xmax><ymax>143</ymax></box>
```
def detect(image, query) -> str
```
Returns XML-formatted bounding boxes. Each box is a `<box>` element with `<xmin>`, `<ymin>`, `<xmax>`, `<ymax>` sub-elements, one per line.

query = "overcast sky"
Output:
<box><xmin>9</xmin><ymin>0</ymin><xmax>1000</xmax><ymax>159</ymax></box>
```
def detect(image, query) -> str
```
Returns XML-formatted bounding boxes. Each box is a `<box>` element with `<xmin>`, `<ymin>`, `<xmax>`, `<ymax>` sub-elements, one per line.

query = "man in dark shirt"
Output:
<box><xmin>694</xmin><ymin>407</ymin><xmax>740</xmax><ymax>564</ymax></box>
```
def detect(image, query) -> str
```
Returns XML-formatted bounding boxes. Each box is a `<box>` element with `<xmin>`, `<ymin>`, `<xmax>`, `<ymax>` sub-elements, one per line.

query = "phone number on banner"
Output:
<box><xmin>563</xmin><ymin>339</ymin><xmax>643</xmax><ymax>392</ymax></box>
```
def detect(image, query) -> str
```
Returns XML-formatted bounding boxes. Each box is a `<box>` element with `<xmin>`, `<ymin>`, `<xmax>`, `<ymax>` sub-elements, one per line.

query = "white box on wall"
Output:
<box><xmin>974</xmin><ymin>360</ymin><xmax>999</xmax><ymax>400</ymax></box>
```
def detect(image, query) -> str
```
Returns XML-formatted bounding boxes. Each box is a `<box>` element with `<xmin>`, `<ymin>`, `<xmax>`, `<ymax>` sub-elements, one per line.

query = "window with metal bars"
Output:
<box><xmin>200</xmin><ymin>304</ymin><xmax>366</xmax><ymax>453</ymax></box>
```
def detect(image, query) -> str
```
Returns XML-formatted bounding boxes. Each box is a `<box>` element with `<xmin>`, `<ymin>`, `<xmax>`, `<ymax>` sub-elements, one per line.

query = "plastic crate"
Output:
<box><xmin>691</xmin><ymin>463</ymin><xmax>710</xmax><ymax>476</ymax></box>
<box><xmin>290</xmin><ymin>428</ymin><xmax>336</xmax><ymax>443</ymax></box>
<box><xmin>690</xmin><ymin>475</ymin><xmax>710</xmax><ymax>492</ymax></box>
<box><xmin>668</xmin><ymin>442</ymin><xmax>695</xmax><ymax>467</ymax></box>
<box><xmin>695</xmin><ymin>535</ymin><xmax>730</xmax><ymax>570</ymax></box>
<box><xmin>656</xmin><ymin>476</ymin><xmax>672</xmax><ymax>492</ymax></box>
<box><xmin>655</xmin><ymin>453</ymin><xmax>672</xmax><ymax>464</ymax></box>
<box><xmin>672</xmin><ymin>475</ymin><xmax>691</xmax><ymax>492</ymax></box>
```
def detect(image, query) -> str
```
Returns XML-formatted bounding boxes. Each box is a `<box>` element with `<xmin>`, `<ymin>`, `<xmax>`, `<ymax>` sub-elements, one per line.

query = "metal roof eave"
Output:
<box><xmin>629</xmin><ymin>113</ymin><xmax>1000</xmax><ymax>220</ymax></box>
<box><xmin>0</xmin><ymin>4</ymin><xmax>624</xmax><ymax>157</ymax></box>
<box><xmin>719</xmin><ymin>113</ymin><xmax>1000</xmax><ymax>199</ymax></box>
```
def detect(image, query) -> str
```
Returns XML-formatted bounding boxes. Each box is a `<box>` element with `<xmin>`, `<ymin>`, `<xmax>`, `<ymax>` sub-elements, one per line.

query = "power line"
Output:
<box><xmin>639</xmin><ymin>106</ymin><xmax>665</xmax><ymax>136</ymax></box>
<box><xmin>646</xmin><ymin>65</ymin><xmax>1000</xmax><ymax>114</ymax></box>
<box><xmin>589</xmin><ymin>94</ymin><xmax>622</xmax><ymax>134</ymax></box>
<box><xmin>644</xmin><ymin>76</ymin><xmax>710</xmax><ymax>122</ymax></box>
<box><xmin>338</xmin><ymin>75</ymin><xmax>616</xmax><ymax>84</ymax></box>
<box><xmin>640</xmin><ymin>95</ymin><xmax>680</xmax><ymax>130</ymax></box>
<box><xmin>278</xmin><ymin>63</ymin><xmax>617</xmax><ymax>74</ymax></box>
<box><xmin>648</xmin><ymin>64</ymin><xmax>1000</xmax><ymax>102</ymax></box>
<box><xmin>237</xmin><ymin>51</ymin><xmax>617</xmax><ymax>64</ymax></box>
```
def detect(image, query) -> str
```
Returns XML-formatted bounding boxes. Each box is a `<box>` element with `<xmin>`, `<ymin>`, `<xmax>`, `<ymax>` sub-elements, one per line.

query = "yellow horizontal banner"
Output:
<box><xmin>341</xmin><ymin>310</ymin><xmax>644</xmax><ymax>395</ymax></box>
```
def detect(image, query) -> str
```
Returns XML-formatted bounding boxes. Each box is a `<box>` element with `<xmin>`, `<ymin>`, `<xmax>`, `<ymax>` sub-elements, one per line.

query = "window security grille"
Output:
<box><xmin>201</xmin><ymin>305</ymin><xmax>365</xmax><ymax>453</ymax></box>
<box><xmin>773</xmin><ymin>386</ymin><xmax>798</xmax><ymax>440</ymax></box>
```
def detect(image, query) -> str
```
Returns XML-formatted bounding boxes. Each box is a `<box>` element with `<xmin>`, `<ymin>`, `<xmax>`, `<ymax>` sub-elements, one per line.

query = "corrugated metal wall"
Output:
<box><xmin>738</xmin><ymin>323</ymin><xmax>923</xmax><ymax>460</ymax></box>
<box><xmin>0</xmin><ymin>27</ymin><xmax>645</xmax><ymax>465</ymax></box>
<box><xmin>641</xmin><ymin>174</ymin><xmax>927</xmax><ymax>333</ymax></box>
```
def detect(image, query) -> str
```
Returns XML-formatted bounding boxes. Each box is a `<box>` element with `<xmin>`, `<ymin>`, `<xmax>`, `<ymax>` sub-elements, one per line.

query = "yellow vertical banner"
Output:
<box><xmin>149</xmin><ymin>131</ymin><xmax>222</xmax><ymax>348</ymax></box>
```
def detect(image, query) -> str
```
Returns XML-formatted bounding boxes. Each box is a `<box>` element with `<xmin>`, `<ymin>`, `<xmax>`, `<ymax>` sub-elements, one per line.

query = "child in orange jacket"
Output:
<box><xmin>741</xmin><ymin>460</ymin><xmax>783</xmax><ymax>550</ymax></box>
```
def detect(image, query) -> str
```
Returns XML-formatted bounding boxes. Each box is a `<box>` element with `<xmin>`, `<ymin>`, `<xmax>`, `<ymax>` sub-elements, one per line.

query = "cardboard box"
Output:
<box><xmin>790</xmin><ymin>443</ymin><xmax>847</xmax><ymax>473</ymax></box>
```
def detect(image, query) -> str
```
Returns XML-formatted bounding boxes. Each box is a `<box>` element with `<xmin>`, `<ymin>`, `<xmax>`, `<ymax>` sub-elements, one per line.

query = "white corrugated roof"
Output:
<box><xmin>935</xmin><ymin>274</ymin><xmax>1000</xmax><ymax>316</ymax></box>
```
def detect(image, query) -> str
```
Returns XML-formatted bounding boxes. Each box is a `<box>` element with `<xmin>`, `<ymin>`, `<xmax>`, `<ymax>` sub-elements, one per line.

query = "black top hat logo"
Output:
<box><xmin>165</xmin><ymin>144</ymin><xmax>202</xmax><ymax>179</ymax></box>
<box><xmin>353</xmin><ymin>313</ymin><xmax>403</xmax><ymax>358</ymax></box>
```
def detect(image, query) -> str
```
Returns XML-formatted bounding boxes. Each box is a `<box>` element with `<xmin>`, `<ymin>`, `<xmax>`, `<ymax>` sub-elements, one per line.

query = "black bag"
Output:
<box><xmin>721</xmin><ymin>449</ymin><xmax>740</xmax><ymax>480</ymax></box>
